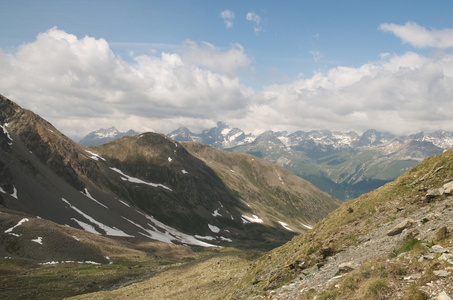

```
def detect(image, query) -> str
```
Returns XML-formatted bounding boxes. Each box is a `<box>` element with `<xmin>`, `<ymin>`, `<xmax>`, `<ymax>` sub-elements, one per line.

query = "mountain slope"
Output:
<box><xmin>231</xmin><ymin>148</ymin><xmax>453</xmax><ymax>299</ymax></box>
<box><xmin>0</xmin><ymin>94</ymin><xmax>339</xmax><ymax>253</ymax></box>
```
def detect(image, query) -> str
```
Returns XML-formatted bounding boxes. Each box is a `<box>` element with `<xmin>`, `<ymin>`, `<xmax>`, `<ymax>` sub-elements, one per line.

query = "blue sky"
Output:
<box><xmin>1</xmin><ymin>1</ymin><xmax>453</xmax><ymax>139</ymax></box>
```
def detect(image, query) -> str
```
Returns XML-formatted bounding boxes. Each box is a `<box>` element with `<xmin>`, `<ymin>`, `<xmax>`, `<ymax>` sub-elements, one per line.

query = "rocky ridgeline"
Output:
<box><xmin>266</xmin><ymin>194</ymin><xmax>453</xmax><ymax>299</ymax></box>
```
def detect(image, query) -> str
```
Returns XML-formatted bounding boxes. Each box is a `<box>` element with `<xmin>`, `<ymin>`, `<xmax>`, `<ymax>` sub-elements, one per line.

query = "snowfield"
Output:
<box><xmin>61</xmin><ymin>198</ymin><xmax>132</xmax><ymax>237</ymax></box>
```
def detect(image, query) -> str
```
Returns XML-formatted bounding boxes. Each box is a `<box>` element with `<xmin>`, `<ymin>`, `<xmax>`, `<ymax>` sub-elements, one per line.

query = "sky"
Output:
<box><xmin>1</xmin><ymin>1</ymin><xmax>453</xmax><ymax>141</ymax></box>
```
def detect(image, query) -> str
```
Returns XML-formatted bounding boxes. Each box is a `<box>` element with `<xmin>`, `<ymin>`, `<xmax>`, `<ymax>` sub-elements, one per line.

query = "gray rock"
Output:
<box><xmin>338</xmin><ymin>261</ymin><xmax>355</xmax><ymax>273</ymax></box>
<box><xmin>438</xmin><ymin>291</ymin><xmax>452</xmax><ymax>300</ymax></box>
<box><xmin>439</xmin><ymin>253</ymin><xmax>453</xmax><ymax>263</ymax></box>
<box><xmin>387</xmin><ymin>219</ymin><xmax>414</xmax><ymax>236</ymax></box>
<box><xmin>434</xmin><ymin>270</ymin><xmax>449</xmax><ymax>277</ymax></box>
<box><xmin>443</xmin><ymin>181</ymin><xmax>453</xmax><ymax>195</ymax></box>
<box><xmin>430</xmin><ymin>245</ymin><xmax>449</xmax><ymax>254</ymax></box>
<box><xmin>426</xmin><ymin>188</ymin><xmax>444</xmax><ymax>199</ymax></box>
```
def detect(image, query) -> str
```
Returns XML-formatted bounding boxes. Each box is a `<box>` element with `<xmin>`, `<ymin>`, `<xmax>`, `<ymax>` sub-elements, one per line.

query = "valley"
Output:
<box><xmin>0</xmin><ymin>94</ymin><xmax>337</xmax><ymax>299</ymax></box>
<box><xmin>1</xmin><ymin>93</ymin><xmax>453</xmax><ymax>299</ymax></box>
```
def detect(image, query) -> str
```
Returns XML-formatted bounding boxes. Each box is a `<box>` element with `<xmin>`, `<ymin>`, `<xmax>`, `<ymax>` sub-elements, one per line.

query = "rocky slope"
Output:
<box><xmin>0</xmin><ymin>94</ymin><xmax>340</xmax><ymax>256</ymax></box>
<box><xmin>230</xmin><ymin>148</ymin><xmax>453</xmax><ymax>299</ymax></box>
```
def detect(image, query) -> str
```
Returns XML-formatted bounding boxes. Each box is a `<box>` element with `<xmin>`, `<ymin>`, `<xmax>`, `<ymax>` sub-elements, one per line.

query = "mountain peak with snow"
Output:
<box><xmin>79</xmin><ymin>127</ymin><xmax>140</xmax><ymax>146</ymax></box>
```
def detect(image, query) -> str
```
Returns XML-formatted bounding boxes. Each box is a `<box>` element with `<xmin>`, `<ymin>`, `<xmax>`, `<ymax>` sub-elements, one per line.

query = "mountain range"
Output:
<box><xmin>2</xmin><ymin>92</ymin><xmax>453</xmax><ymax>299</ymax></box>
<box><xmin>0</xmin><ymin>93</ymin><xmax>339</xmax><ymax>257</ymax></box>
<box><xmin>78</xmin><ymin>127</ymin><xmax>139</xmax><ymax>146</ymax></box>
<box><xmin>167</xmin><ymin>123</ymin><xmax>453</xmax><ymax>200</ymax></box>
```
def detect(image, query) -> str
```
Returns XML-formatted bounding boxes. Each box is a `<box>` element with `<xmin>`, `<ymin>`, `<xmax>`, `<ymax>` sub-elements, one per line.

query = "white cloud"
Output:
<box><xmin>380</xmin><ymin>21</ymin><xmax>453</xmax><ymax>48</ymax></box>
<box><xmin>0</xmin><ymin>27</ymin><xmax>252</xmax><ymax>140</ymax></box>
<box><xmin>246</xmin><ymin>12</ymin><xmax>262</xmax><ymax>35</ymax></box>
<box><xmin>220</xmin><ymin>10</ymin><xmax>235</xmax><ymax>29</ymax></box>
<box><xmin>2</xmin><ymin>26</ymin><xmax>453</xmax><ymax>140</ymax></box>
<box><xmin>244</xmin><ymin>51</ymin><xmax>453</xmax><ymax>135</ymax></box>
<box><xmin>180</xmin><ymin>40</ymin><xmax>251</xmax><ymax>77</ymax></box>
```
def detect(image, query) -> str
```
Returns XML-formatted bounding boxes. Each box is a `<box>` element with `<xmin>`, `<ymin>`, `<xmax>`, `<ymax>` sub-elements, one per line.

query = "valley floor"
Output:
<box><xmin>69</xmin><ymin>248</ymin><xmax>259</xmax><ymax>300</ymax></box>
<box><xmin>0</xmin><ymin>247</ymin><xmax>260</xmax><ymax>300</ymax></box>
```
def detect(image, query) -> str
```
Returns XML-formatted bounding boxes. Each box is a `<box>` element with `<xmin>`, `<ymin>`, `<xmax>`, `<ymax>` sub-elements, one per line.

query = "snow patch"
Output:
<box><xmin>135</xmin><ymin>211</ymin><xmax>218</xmax><ymax>247</ymax></box>
<box><xmin>71</xmin><ymin>218</ymin><xmax>101</xmax><ymax>235</ymax></box>
<box><xmin>110</xmin><ymin>167</ymin><xmax>172</xmax><ymax>191</ymax></box>
<box><xmin>241</xmin><ymin>215</ymin><xmax>264</xmax><ymax>223</ymax></box>
<box><xmin>11</xmin><ymin>186</ymin><xmax>18</xmax><ymax>199</ymax></box>
<box><xmin>85</xmin><ymin>150</ymin><xmax>106</xmax><ymax>161</ymax></box>
<box><xmin>208</xmin><ymin>224</ymin><xmax>221</xmax><ymax>233</ymax></box>
<box><xmin>5</xmin><ymin>218</ymin><xmax>29</xmax><ymax>236</ymax></box>
<box><xmin>117</xmin><ymin>199</ymin><xmax>130</xmax><ymax>207</ymax></box>
<box><xmin>1</xmin><ymin>123</ymin><xmax>13</xmax><ymax>141</ymax></box>
<box><xmin>62</xmin><ymin>198</ymin><xmax>132</xmax><ymax>237</ymax></box>
<box><xmin>168</xmin><ymin>157</ymin><xmax>172</xmax><ymax>162</ymax></box>
<box><xmin>300</xmin><ymin>222</ymin><xmax>313</xmax><ymax>230</ymax></box>
<box><xmin>40</xmin><ymin>261</ymin><xmax>102</xmax><ymax>265</ymax></box>
<box><xmin>194</xmin><ymin>235</ymin><xmax>216</xmax><ymax>241</ymax></box>
<box><xmin>220</xmin><ymin>236</ymin><xmax>233</xmax><ymax>242</ymax></box>
<box><xmin>278</xmin><ymin>221</ymin><xmax>294</xmax><ymax>231</ymax></box>
<box><xmin>82</xmin><ymin>189</ymin><xmax>108</xmax><ymax>209</ymax></box>
<box><xmin>32</xmin><ymin>237</ymin><xmax>43</xmax><ymax>244</ymax></box>
<box><xmin>221</xmin><ymin>128</ymin><xmax>232</xmax><ymax>136</ymax></box>
<box><xmin>212</xmin><ymin>209</ymin><xmax>222</xmax><ymax>217</ymax></box>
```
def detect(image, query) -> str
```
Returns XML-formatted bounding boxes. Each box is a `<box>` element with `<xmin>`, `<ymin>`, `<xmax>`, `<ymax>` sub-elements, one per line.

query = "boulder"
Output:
<box><xmin>438</xmin><ymin>291</ymin><xmax>452</xmax><ymax>300</ymax></box>
<box><xmin>387</xmin><ymin>219</ymin><xmax>414</xmax><ymax>236</ymax></box>
<box><xmin>430</xmin><ymin>245</ymin><xmax>449</xmax><ymax>254</ymax></box>
<box><xmin>426</xmin><ymin>188</ymin><xmax>444</xmax><ymax>199</ymax></box>
<box><xmin>434</xmin><ymin>270</ymin><xmax>449</xmax><ymax>277</ymax></box>
<box><xmin>443</xmin><ymin>181</ymin><xmax>453</xmax><ymax>195</ymax></box>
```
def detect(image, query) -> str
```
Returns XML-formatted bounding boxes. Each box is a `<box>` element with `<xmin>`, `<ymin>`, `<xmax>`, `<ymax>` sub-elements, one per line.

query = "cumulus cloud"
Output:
<box><xmin>2</xmin><ymin>26</ymin><xmax>453</xmax><ymax>140</ymax></box>
<box><xmin>246</xmin><ymin>12</ymin><xmax>262</xmax><ymax>35</ymax></box>
<box><xmin>180</xmin><ymin>40</ymin><xmax>251</xmax><ymax>77</ymax></box>
<box><xmin>245</xmin><ymin>51</ymin><xmax>453</xmax><ymax>135</ymax></box>
<box><xmin>0</xmin><ymin>27</ymin><xmax>252</xmax><ymax>139</ymax></box>
<box><xmin>380</xmin><ymin>21</ymin><xmax>453</xmax><ymax>48</ymax></box>
<box><xmin>220</xmin><ymin>10</ymin><xmax>235</xmax><ymax>29</ymax></box>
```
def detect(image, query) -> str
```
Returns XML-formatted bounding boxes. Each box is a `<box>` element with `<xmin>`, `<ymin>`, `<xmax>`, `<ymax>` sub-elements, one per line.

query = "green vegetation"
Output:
<box><xmin>396</xmin><ymin>238</ymin><xmax>423</xmax><ymax>256</ymax></box>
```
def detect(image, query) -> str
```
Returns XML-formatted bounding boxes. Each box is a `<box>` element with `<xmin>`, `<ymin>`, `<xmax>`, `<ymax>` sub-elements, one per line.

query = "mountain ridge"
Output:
<box><xmin>0</xmin><ymin>94</ymin><xmax>339</xmax><ymax>254</ymax></box>
<box><xmin>166</xmin><ymin>123</ymin><xmax>453</xmax><ymax>200</ymax></box>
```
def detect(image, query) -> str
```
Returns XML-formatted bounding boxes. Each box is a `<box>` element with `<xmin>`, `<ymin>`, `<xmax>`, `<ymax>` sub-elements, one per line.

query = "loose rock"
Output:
<box><xmin>387</xmin><ymin>219</ymin><xmax>414</xmax><ymax>236</ymax></box>
<box><xmin>438</xmin><ymin>291</ymin><xmax>452</xmax><ymax>300</ymax></box>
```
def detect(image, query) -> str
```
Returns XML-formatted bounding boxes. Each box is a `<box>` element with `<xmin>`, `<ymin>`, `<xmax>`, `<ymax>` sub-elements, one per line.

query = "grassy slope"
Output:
<box><xmin>230</xmin><ymin>148</ymin><xmax>453</xmax><ymax>297</ymax></box>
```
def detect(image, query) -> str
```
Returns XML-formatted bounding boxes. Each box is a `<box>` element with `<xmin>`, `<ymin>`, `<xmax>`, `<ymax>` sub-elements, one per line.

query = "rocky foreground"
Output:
<box><xmin>231</xmin><ymin>149</ymin><xmax>453</xmax><ymax>299</ymax></box>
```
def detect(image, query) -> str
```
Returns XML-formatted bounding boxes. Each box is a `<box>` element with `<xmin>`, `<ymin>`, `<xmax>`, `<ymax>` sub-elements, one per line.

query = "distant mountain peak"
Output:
<box><xmin>79</xmin><ymin>127</ymin><xmax>140</xmax><ymax>146</ymax></box>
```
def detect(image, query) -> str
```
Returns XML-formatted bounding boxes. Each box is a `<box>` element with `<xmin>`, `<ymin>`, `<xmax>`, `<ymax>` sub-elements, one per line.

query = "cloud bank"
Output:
<box><xmin>1</xmin><ymin>23</ymin><xmax>453</xmax><ymax>140</ymax></box>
